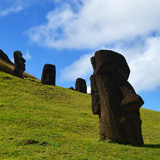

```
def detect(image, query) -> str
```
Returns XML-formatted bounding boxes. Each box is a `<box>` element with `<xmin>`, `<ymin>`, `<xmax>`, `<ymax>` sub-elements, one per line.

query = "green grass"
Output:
<box><xmin>0</xmin><ymin>71</ymin><xmax>160</xmax><ymax>160</ymax></box>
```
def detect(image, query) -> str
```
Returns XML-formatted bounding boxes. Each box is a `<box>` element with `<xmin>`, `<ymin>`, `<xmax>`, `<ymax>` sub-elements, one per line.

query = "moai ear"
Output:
<box><xmin>90</xmin><ymin>75</ymin><xmax>100</xmax><ymax>114</ymax></box>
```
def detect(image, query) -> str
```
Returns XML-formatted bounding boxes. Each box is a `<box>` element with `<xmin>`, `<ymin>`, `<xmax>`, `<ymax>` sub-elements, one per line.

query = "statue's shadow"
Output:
<box><xmin>142</xmin><ymin>144</ymin><xmax>160</xmax><ymax>149</ymax></box>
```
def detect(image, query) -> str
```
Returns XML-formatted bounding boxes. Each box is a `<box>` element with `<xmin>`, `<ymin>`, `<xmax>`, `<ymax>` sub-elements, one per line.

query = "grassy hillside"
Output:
<box><xmin>0</xmin><ymin>71</ymin><xmax>160</xmax><ymax>160</ymax></box>
<box><xmin>0</xmin><ymin>59</ymin><xmax>37</xmax><ymax>79</ymax></box>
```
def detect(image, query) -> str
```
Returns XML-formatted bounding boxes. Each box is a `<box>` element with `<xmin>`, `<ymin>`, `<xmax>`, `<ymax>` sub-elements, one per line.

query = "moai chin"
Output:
<box><xmin>41</xmin><ymin>64</ymin><xmax>56</xmax><ymax>85</ymax></box>
<box><xmin>13</xmin><ymin>51</ymin><xmax>26</xmax><ymax>78</ymax></box>
<box><xmin>90</xmin><ymin>50</ymin><xmax>144</xmax><ymax>146</ymax></box>
<box><xmin>75</xmin><ymin>78</ymin><xmax>87</xmax><ymax>93</ymax></box>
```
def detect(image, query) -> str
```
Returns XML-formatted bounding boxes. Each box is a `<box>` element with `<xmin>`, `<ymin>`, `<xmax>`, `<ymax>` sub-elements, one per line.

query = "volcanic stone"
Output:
<box><xmin>90</xmin><ymin>50</ymin><xmax>144</xmax><ymax>146</ymax></box>
<box><xmin>41</xmin><ymin>64</ymin><xmax>56</xmax><ymax>85</ymax></box>
<box><xmin>75</xmin><ymin>78</ymin><xmax>87</xmax><ymax>93</ymax></box>
<box><xmin>0</xmin><ymin>49</ymin><xmax>14</xmax><ymax>65</ymax></box>
<box><xmin>13</xmin><ymin>51</ymin><xmax>26</xmax><ymax>78</ymax></box>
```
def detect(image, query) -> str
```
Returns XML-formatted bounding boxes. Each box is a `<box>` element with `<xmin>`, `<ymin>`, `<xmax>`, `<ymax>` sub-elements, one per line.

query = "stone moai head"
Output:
<box><xmin>41</xmin><ymin>64</ymin><xmax>56</xmax><ymax>85</ymax></box>
<box><xmin>75</xmin><ymin>78</ymin><xmax>87</xmax><ymax>93</ymax></box>
<box><xmin>91</xmin><ymin>50</ymin><xmax>130</xmax><ymax>80</ymax></box>
<box><xmin>13</xmin><ymin>51</ymin><xmax>26</xmax><ymax>78</ymax></box>
<box><xmin>90</xmin><ymin>50</ymin><xmax>144</xmax><ymax>146</ymax></box>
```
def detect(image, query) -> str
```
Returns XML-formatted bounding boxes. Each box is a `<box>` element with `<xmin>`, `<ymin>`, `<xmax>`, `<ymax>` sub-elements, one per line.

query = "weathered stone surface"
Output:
<box><xmin>75</xmin><ymin>78</ymin><xmax>87</xmax><ymax>93</ymax></box>
<box><xmin>90</xmin><ymin>50</ymin><xmax>144</xmax><ymax>146</ymax></box>
<box><xmin>41</xmin><ymin>64</ymin><xmax>56</xmax><ymax>85</ymax></box>
<box><xmin>0</xmin><ymin>49</ymin><xmax>14</xmax><ymax>65</ymax></box>
<box><xmin>13</xmin><ymin>51</ymin><xmax>26</xmax><ymax>78</ymax></box>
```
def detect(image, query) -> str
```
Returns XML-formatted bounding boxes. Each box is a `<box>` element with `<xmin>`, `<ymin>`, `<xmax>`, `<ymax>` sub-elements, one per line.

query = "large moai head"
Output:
<box><xmin>75</xmin><ymin>78</ymin><xmax>87</xmax><ymax>93</ymax></box>
<box><xmin>90</xmin><ymin>50</ymin><xmax>144</xmax><ymax>146</ymax></box>
<box><xmin>13</xmin><ymin>51</ymin><xmax>26</xmax><ymax>78</ymax></box>
<box><xmin>91</xmin><ymin>50</ymin><xmax>130</xmax><ymax>80</ymax></box>
<box><xmin>41</xmin><ymin>64</ymin><xmax>56</xmax><ymax>85</ymax></box>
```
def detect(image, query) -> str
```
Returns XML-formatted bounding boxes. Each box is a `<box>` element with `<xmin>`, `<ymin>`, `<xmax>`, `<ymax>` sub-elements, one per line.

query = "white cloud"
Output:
<box><xmin>59</xmin><ymin>36</ymin><xmax>160</xmax><ymax>93</ymax></box>
<box><xmin>24</xmin><ymin>50</ymin><xmax>32</xmax><ymax>60</ymax></box>
<box><xmin>26</xmin><ymin>0</ymin><xmax>160</xmax><ymax>93</ymax></box>
<box><xmin>27</xmin><ymin>0</ymin><xmax>160</xmax><ymax>49</ymax></box>
<box><xmin>0</xmin><ymin>6</ymin><xmax>24</xmax><ymax>16</ymax></box>
<box><xmin>127</xmin><ymin>37</ymin><xmax>160</xmax><ymax>92</ymax></box>
<box><xmin>87</xmin><ymin>86</ymin><xmax>91</xmax><ymax>94</ymax></box>
<box><xmin>59</xmin><ymin>53</ymin><xmax>93</xmax><ymax>82</ymax></box>
<box><xmin>0</xmin><ymin>0</ymin><xmax>28</xmax><ymax>16</ymax></box>
<box><xmin>0</xmin><ymin>0</ymin><xmax>52</xmax><ymax>17</ymax></box>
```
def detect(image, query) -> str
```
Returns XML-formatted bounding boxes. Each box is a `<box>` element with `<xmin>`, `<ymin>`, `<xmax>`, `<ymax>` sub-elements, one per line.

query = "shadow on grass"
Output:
<box><xmin>142</xmin><ymin>144</ymin><xmax>160</xmax><ymax>149</ymax></box>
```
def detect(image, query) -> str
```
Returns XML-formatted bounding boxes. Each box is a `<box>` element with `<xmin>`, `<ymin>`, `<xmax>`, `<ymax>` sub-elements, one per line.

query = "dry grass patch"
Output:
<box><xmin>0</xmin><ymin>59</ymin><xmax>37</xmax><ymax>79</ymax></box>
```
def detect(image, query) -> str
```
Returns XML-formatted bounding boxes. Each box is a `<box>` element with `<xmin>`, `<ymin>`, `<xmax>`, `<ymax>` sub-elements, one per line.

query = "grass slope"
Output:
<box><xmin>0</xmin><ymin>59</ymin><xmax>37</xmax><ymax>79</ymax></box>
<box><xmin>0</xmin><ymin>71</ymin><xmax>160</xmax><ymax>160</ymax></box>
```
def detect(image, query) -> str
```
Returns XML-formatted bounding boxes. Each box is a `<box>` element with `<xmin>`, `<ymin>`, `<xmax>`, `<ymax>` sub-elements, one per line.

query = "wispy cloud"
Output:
<box><xmin>26</xmin><ymin>0</ymin><xmax>160</xmax><ymax>93</ymax></box>
<box><xmin>27</xmin><ymin>0</ymin><xmax>160</xmax><ymax>49</ymax></box>
<box><xmin>59</xmin><ymin>36</ymin><xmax>160</xmax><ymax>93</ymax></box>
<box><xmin>0</xmin><ymin>6</ymin><xmax>24</xmax><ymax>16</ymax></box>
<box><xmin>0</xmin><ymin>0</ymin><xmax>28</xmax><ymax>16</ymax></box>
<box><xmin>126</xmin><ymin>37</ymin><xmax>160</xmax><ymax>92</ymax></box>
<box><xmin>59</xmin><ymin>53</ymin><xmax>93</xmax><ymax>82</ymax></box>
<box><xmin>24</xmin><ymin>50</ymin><xmax>32</xmax><ymax>60</ymax></box>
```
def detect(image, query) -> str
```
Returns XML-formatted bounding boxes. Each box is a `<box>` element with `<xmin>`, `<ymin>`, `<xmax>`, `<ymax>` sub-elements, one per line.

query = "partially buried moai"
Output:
<box><xmin>90</xmin><ymin>50</ymin><xmax>144</xmax><ymax>146</ymax></box>
<box><xmin>41</xmin><ymin>64</ymin><xmax>56</xmax><ymax>85</ymax></box>
<box><xmin>13</xmin><ymin>51</ymin><xmax>26</xmax><ymax>78</ymax></box>
<box><xmin>75</xmin><ymin>78</ymin><xmax>87</xmax><ymax>93</ymax></box>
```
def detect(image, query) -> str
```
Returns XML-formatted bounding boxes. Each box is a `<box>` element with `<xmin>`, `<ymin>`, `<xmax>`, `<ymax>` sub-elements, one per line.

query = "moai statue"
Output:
<box><xmin>90</xmin><ymin>50</ymin><xmax>144</xmax><ymax>146</ymax></box>
<box><xmin>13</xmin><ymin>51</ymin><xmax>26</xmax><ymax>78</ymax></box>
<box><xmin>68</xmin><ymin>87</ymin><xmax>74</xmax><ymax>90</ymax></box>
<box><xmin>41</xmin><ymin>64</ymin><xmax>56</xmax><ymax>85</ymax></box>
<box><xmin>75</xmin><ymin>78</ymin><xmax>87</xmax><ymax>93</ymax></box>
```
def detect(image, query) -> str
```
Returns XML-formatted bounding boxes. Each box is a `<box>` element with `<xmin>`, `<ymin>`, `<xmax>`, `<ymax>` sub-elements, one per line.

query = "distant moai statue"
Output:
<box><xmin>68</xmin><ymin>87</ymin><xmax>74</xmax><ymax>90</ymax></box>
<box><xmin>75</xmin><ymin>78</ymin><xmax>87</xmax><ymax>93</ymax></box>
<box><xmin>0</xmin><ymin>49</ymin><xmax>14</xmax><ymax>65</ymax></box>
<box><xmin>41</xmin><ymin>64</ymin><xmax>56</xmax><ymax>85</ymax></box>
<box><xmin>90</xmin><ymin>50</ymin><xmax>144</xmax><ymax>146</ymax></box>
<box><xmin>13</xmin><ymin>51</ymin><xmax>26</xmax><ymax>78</ymax></box>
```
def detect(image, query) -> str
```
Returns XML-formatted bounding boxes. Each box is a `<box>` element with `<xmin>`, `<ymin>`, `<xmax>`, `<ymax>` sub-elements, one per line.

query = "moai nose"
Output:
<box><xmin>121</xmin><ymin>84</ymin><xmax>144</xmax><ymax>113</ymax></box>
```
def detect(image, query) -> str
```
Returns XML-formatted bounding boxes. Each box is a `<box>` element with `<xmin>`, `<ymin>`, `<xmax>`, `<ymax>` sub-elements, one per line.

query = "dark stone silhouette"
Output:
<box><xmin>41</xmin><ymin>64</ymin><xmax>56</xmax><ymax>85</ymax></box>
<box><xmin>68</xmin><ymin>87</ymin><xmax>74</xmax><ymax>90</ymax></box>
<box><xmin>13</xmin><ymin>51</ymin><xmax>26</xmax><ymax>78</ymax></box>
<box><xmin>90</xmin><ymin>50</ymin><xmax>144</xmax><ymax>146</ymax></box>
<box><xmin>0</xmin><ymin>49</ymin><xmax>14</xmax><ymax>65</ymax></box>
<box><xmin>75</xmin><ymin>78</ymin><xmax>87</xmax><ymax>93</ymax></box>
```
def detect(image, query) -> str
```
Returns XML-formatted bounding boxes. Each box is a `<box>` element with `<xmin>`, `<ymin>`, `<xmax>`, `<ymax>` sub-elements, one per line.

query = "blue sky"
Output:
<box><xmin>0</xmin><ymin>0</ymin><xmax>160</xmax><ymax>111</ymax></box>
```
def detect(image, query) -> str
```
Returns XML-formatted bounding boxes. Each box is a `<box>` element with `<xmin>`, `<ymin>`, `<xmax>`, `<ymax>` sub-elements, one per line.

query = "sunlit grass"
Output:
<box><xmin>0</xmin><ymin>59</ymin><xmax>37</xmax><ymax>79</ymax></box>
<box><xmin>0</xmin><ymin>71</ymin><xmax>160</xmax><ymax>160</ymax></box>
